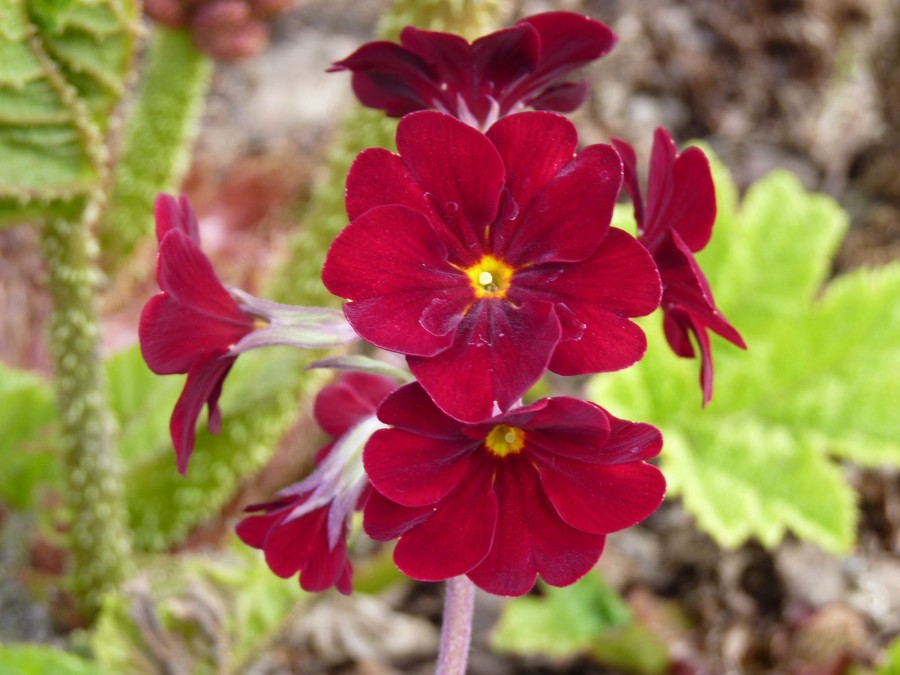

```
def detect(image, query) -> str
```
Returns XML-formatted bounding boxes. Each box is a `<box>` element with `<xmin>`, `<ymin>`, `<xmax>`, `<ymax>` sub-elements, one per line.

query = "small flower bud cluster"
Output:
<box><xmin>144</xmin><ymin>0</ymin><xmax>297</xmax><ymax>60</ymax></box>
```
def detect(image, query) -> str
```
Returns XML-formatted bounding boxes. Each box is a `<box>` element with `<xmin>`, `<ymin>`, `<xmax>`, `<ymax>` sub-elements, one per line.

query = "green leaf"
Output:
<box><xmin>591</xmin><ymin>157</ymin><xmax>900</xmax><ymax>554</ymax></box>
<box><xmin>0</xmin><ymin>644</ymin><xmax>100</xmax><ymax>675</ymax></box>
<box><xmin>879</xmin><ymin>636</ymin><xmax>900</xmax><ymax>675</ymax></box>
<box><xmin>0</xmin><ymin>0</ymin><xmax>139</xmax><ymax>225</ymax></box>
<box><xmin>492</xmin><ymin>573</ymin><xmax>631</xmax><ymax>659</ymax></box>
<box><xmin>0</xmin><ymin>363</ymin><xmax>61</xmax><ymax>508</ymax></box>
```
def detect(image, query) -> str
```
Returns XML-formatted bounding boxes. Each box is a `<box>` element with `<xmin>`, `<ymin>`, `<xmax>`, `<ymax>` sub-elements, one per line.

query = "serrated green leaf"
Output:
<box><xmin>0</xmin><ymin>644</ymin><xmax>101</xmax><ymax>675</ymax></box>
<box><xmin>492</xmin><ymin>573</ymin><xmax>630</xmax><ymax>659</ymax></box>
<box><xmin>590</xmin><ymin>157</ymin><xmax>900</xmax><ymax>554</ymax></box>
<box><xmin>0</xmin><ymin>0</ymin><xmax>138</xmax><ymax>225</ymax></box>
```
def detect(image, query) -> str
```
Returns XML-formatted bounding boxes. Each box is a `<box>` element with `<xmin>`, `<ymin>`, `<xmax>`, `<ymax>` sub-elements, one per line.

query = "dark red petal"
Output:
<box><xmin>598</xmin><ymin>413</ymin><xmax>663</xmax><ymax>464</ymax></box>
<box><xmin>610</xmin><ymin>137</ymin><xmax>645</xmax><ymax>227</ymax></box>
<box><xmin>363</xmin><ymin>489</ymin><xmax>433</xmax><ymax>541</ymax></box>
<box><xmin>313</xmin><ymin>372</ymin><xmax>397</xmax><ymax>438</ymax></box>
<box><xmin>408</xmin><ymin>299</ymin><xmax>561</xmax><ymax>422</ymax></box>
<box><xmin>155</xmin><ymin>229</ymin><xmax>251</xmax><ymax>331</ymax></box>
<box><xmin>330</xmin><ymin>41</ymin><xmax>438</xmax><ymax>115</ymax></box>
<box><xmin>323</xmin><ymin>205</ymin><xmax>469</xmax><ymax>356</ymax></box>
<box><xmin>501</xmin><ymin>142</ymin><xmax>622</xmax><ymax>266</ymax></box>
<box><xmin>526</xmin><ymin>79</ymin><xmax>588</xmax><ymax>113</ymax></box>
<box><xmin>467</xmin><ymin>457</ymin><xmax>605</xmax><ymax>595</ymax></box>
<box><xmin>515</xmin><ymin>397</ymin><xmax>612</xmax><ymax>462</ymax></box>
<box><xmin>235</xmin><ymin>509</ymin><xmax>280</xmax><ymax>549</ymax></box>
<box><xmin>641</xmin><ymin>127</ymin><xmax>678</xmax><ymax>244</ymax></box>
<box><xmin>485</xmin><ymin>112</ymin><xmax>578</xmax><ymax>248</ymax></box>
<box><xmin>539</xmin><ymin>456</ymin><xmax>666</xmax><ymax>534</ymax></box>
<box><xmin>170</xmin><ymin>355</ymin><xmax>235</xmax><ymax>474</ymax></box>
<box><xmin>511</xmin><ymin>228</ymin><xmax>659</xmax><ymax>374</ymax></box>
<box><xmin>396</xmin><ymin>111</ymin><xmax>505</xmax><ymax>264</ymax></box>
<box><xmin>471</xmin><ymin>23</ymin><xmax>540</xmax><ymax>119</ymax></box>
<box><xmin>502</xmin><ymin>12</ymin><xmax>616</xmax><ymax>107</ymax></box>
<box><xmin>668</xmin><ymin>146</ymin><xmax>716</xmax><ymax>251</ymax></box>
<box><xmin>376</xmin><ymin>382</ymin><xmax>471</xmax><ymax>440</ymax></box>
<box><xmin>391</xmin><ymin>457</ymin><xmax>497</xmax><ymax>581</ymax></box>
<box><xmin>154</xmin><ymin>193</ymin><xmax>200</xmax><ymax>244</ymax></box>
<box><xmin>345</xmin><ymin>147</ymin><xmax>433</xmax><ymax>221</ymax></box>
<box><xmin>364</xmin><ymin>428</ymin><xmax>473</xmax><ymax>507</ymax></box>
<box><xmin>399</xmin><ymin>27</ymin><xmax>472</xmax><ymax>105</ymax></box>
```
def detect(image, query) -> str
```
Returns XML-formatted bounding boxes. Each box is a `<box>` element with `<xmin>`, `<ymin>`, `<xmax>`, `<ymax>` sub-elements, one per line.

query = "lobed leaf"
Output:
<box><xmin>590</xmin><ymin>153</ymin><xmax>900</xmax><ymax>554</ymax></box>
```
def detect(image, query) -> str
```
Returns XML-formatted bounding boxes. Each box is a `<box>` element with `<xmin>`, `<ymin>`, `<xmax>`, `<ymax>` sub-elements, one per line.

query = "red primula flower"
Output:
<box><xmin>140</xmin><ymin>194</ymin><xmax>355</xmax><ymax>473</ymax></box>
<box><xmin>323</xmin><ymin>111</ymin><xmax>660</xmax><ymax>423</ymax></box>
<box><xmin>362</xmin><ymin>382</ymin><xmax>666</xmax><ymax>596</ymax></box>
<box><xmin>236</xmin><ymin>372</ymin><xmax>397</xmax><ymax>594</ymax></box>
<box><xmin>612</xmin><ymin>129</ymin><xmax>746</xmax><ymax>404</ymax></box>
<box><xmin>330</xmin><ymin>12</ymin><xmax>616</xmax><ymax>129</ymax></box>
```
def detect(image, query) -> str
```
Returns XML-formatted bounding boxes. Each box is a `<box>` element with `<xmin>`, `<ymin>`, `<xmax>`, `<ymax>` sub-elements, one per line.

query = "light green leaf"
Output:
<box><xmin>0</xmin><ymin>363</ymin><xmax>61</xmax><ymax>508</ymax></box>
<box><xmin>879</xmin><ymin>636</ymin><xmax>900</xmax><ymax>675</ymax></box>
<box><xmin>0</xmin><ymin>644</ymin><xmax>100</xmax><ymax>675</ymax></box>
<box><xmin>492</xmin><ymin>573</ymin><xmax>630</xmax><ymax>659</ymax></box>
<box><xmin>591</xmin><ymin>156</ymin><xmax>900</xmax><ymax>554</ymax></box>
<box><xmin>0</xmin><ymin>0</ymin><xmax>139</xmax><ymax>225</ymax></box>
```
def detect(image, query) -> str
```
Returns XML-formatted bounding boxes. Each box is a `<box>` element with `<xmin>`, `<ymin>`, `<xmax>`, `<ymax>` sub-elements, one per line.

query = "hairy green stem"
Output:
<box><xmin>436</xmin><ymin>576</ymin><xmax>477</xmax><ymax>675</ymax></box>
<box><xmin>99</xmin><ymin>27</ymin><xmax>211</xmax><ymax>271</ymax></box>
<box><xmin>41</xmin><ymin>199</ymin><xmax>133</xmax><ymax>619</ymax></box>
<box><xmin>265</xmin><ymin>0</ymin><xmax>510</xmax><ymax>305</ymax></box>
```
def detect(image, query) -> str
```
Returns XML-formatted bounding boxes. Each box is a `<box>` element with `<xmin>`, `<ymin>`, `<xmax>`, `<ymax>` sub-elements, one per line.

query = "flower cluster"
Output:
<box><xmin>140</xmin><ymin>11</ymin><xmax>742</xmax><ymax>598</ymax></box>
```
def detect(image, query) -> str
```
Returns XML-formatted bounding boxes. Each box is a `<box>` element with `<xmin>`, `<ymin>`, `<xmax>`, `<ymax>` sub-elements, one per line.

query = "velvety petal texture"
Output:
<box><xmin>363</xmin><ymin>383</ymin><xmax>665</xmax><ymax>596</ymax></box>
<box><xmin>236</xmin><ymin>372</ymin><xmax>398</xmax><ymax>594</ymax></box>
<box><xmin>324</xmin><ymin>111</ymin><xmax>660</xmax><ymax>423</ymax></box>
<box><xmin>614</xmin><ymin>129</ymin><xmax>746</xmax><ymax>404</ymax></box>
<box><xmin>330</xmin><ymin>12</ymin><xmax>616</xmax><ymax>129</ymax></box>
<box><xmin>140</xmin><ymin>194</ymin><xmax>255</xmax><ymax>474</ymax></box>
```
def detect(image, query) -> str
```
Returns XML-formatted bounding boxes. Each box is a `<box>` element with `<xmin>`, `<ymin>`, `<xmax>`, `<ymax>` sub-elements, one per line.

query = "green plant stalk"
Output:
<box><xmin>40</xmin><ymin>198</ymin><xmax>133</xmax><ymax>619</ymax></box>
<box><xmin>266</xmin><ymin>0</ymin><xmax>510</xmax><ymax>305</ymax></box>
<box><xmin>99</xmin><ymin>26</ymin><xmax>212</xmax><ymax>271</ymax></box>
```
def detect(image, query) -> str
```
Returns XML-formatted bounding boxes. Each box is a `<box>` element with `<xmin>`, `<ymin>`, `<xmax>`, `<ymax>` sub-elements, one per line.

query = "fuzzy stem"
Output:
<box><xmin>437</xmin><ymin>576</ymin><xmax>477</xmax><ymax>675</ymax></box>
<box><xmin>40</xmin><ymin>199</ymin><xmax>133</xmax><ymax>619</ymax></box>
<box><xmin>99</xmin><ymin>26</ymin><xmax>212</xmax><ymax>271</ymax></box>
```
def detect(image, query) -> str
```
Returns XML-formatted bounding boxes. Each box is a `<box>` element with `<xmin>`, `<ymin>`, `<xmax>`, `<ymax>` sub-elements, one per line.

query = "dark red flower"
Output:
<box><xmin>140</xmin><ymin>194</ymin><xmax>356</xmax><ymax>473</ymax></box>
<box><xmin>612</xmin><ymin>129</ymin><xmax>746</xmax><ymax>404</ymax></box>
<box><xmin>362</xmin><ymin>382</ymin><xmax>665</xmax><ymax>596</ymax></box>
<box><xmin>323</xmin><ymin>111</ymin><xmax>660</xmax><ymax>423</ymax></box>
<box><xmin>330</xmin><ymin>12</ymin><xmax>616</xmax><ymax>129</ymax></box>
<box><xmin>236</xmin><ymin>372</ymin><xmax>397</xmax><ymax>594</ymax></box>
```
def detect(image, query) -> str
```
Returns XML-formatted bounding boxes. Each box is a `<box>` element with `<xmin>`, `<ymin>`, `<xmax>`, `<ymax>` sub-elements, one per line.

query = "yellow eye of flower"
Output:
<box><xmin>463</xmin><ymin>255</ymin><xmax>514</xmax><ymax>299</ymax></box>
<box><xmin>484</xmin><ymin>424</ymin><xmax>526</xmax><ymax>457</ymax></box>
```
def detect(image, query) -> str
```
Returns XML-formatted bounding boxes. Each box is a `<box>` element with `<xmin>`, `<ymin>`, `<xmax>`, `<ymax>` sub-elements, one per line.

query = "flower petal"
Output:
<box><xmin>364</xmin><ymin>427</ymin><xmax>473</xmax><ymax>507</ymax></box>
<box><xmin>363</xmin><ymin>489</ymin><xmax>434</xmax><ymax>541</ymax></box>
<box><xmin>396</xmin><ymin>111</ymin><xmax>505</xmax><ymax>263</ymax></box>
<box><xmin>170</xmin><ymin>355</ymin><xmax>235</xmax><ymax>474</ymax></box>
<box><xmin>345</xmin><ymin>147</ymin><xmax>433</xmax><ymax>221</ymax></box>
<box><xmin>313</xmin><ymin>372</ymin><xmax>397</xmax><ymax>438</ymax></box>
<box><xmin>538</xmin><ymin>455</ymin><xmax>666</xmax><ymax>534</ymax></box>
<box><xmin>155</xmin><ymin>193</ymin><xmax>200</xmax><ymax>244</ymax></box>
<box><xmin>485</xmin><ymin>111</ymin><xmax>578</xmax><ymax>249</ymax></box>
<box><xmin>391</xmin><ymin>457</ymin><xmax>497</xmax><ymax>581</ymax></box>
<box><xmin>408</xmin><ymin>299</ymin><xmax>560</xmax><ymax>422</ymax></box>
<box><xmin>323</xmin><ymin>204</ymin><xmax>469</xmax><ymax>356</ymax></box>
<box><xmin>376</xmin><ymin>381</ymin><xmax>472</xmax><ymax>440</ymax></box>
<box><xmin>501</xmin><ymin>142</ymin><xmax>621</xmax><ymax>266</ymax></box>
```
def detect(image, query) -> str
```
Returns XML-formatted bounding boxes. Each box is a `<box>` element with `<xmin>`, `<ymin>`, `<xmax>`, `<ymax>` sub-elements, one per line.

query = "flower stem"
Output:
<box><xmin>436</xmin><ymin>576</ymin><xmax>477</xmax><ymax>675</ymax></box>
<box><xmin>40</xmin><ymin>199</ymin><xmax>133</xmax><ymax>619</ymax></box>
<box><xmin>99</xmin><ymin>26</ymin><xmax>212</xmax><ymax>272</ymax></box>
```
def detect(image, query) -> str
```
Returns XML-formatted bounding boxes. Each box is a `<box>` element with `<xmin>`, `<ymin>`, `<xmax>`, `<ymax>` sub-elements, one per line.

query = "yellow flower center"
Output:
<box><xmin>484</xmin><ymin>425</ymin><xmax>526</xmax><ymax>458</ymax></box>
<box><xmin>463</xmin><ymin>255</ymin><xmax>514</xmax><ymax>299</ymax></box>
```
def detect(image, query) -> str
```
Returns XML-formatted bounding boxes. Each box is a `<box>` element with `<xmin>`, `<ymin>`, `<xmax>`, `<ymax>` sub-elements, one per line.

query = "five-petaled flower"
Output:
<box><xmin>236</xmin><ymin>372</ymin><xmax>397</xmax><ymax>594</ymax></box>
<box><xmin>330</xmin><ymin>12</ymin><xmax>616</xmax><ymax>130</ymax></box>
<box><xmin>362</xmin><ymin>382</ymin><xmax>666</xmax><ymax>596</ymax></box>
<box><xmin>140</xmin><ymin>194</ymin><xmax>356</xmax><ymax>473</ymax></box>
<box><xmin>612</xmin><ymin>129</ymin><xmax>746</xmax><ymax>404</ymax></box>
<box><xmin>323</xmin><ymin>110</ymin><xmax>661</xmax><ymax>423</ymax></box>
